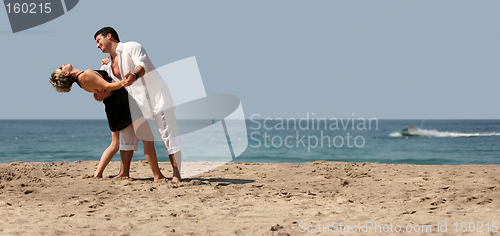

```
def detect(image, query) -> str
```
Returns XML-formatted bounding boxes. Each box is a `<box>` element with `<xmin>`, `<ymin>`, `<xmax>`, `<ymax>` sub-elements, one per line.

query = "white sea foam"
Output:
<box><xmin>389</xmin><ymin>132</ymin><xmax>403</xmax><ymax>137</ymax></box>
<box><xmin>390</xmin><ymin>128</ymin><xmax>500</xmax><ymax>138</ymax></box>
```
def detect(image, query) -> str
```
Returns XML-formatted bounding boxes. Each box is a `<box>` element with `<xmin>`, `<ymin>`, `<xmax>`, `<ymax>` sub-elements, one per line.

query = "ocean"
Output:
<box><xmin>1</xmin><ymin>119</ymin><xmax>499</xmax><ymax>165</ymax></box>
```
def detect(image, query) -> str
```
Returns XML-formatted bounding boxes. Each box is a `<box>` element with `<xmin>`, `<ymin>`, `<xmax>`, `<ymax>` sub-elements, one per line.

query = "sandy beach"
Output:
<box><xmin>0</xmin><ymin>160</ymin><xmax>499</xmax><ymax>235</ymax></box>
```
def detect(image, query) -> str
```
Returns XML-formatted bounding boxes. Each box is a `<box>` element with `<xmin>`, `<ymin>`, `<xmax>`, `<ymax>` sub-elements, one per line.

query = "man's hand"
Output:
<box><xmin>94</xmin><ymin>89</ymin><xmax>112</xmax><ymax>101</ymax></box>
<box><xmin>122</xmin><ymin>71</ymin><xmax>138</xmax><ymax>87</ymax></box>
<box><xmin>101</xmin><ymin>57</ymin><xmax>110</xmax><ymax>66</ymax></box>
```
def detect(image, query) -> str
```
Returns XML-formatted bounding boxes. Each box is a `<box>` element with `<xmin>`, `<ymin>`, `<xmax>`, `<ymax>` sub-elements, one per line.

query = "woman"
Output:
<box><xmin>50</xmin><ymin>64</ymin><xmax>133</xmax><ymax>178</ymax></box>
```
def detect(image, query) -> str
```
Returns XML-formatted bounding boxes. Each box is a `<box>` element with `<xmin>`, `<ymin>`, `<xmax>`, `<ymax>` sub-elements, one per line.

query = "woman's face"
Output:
<box><xmin>59</xmin><ymin>64</ymin><xmax>73</xmax><ymax>74</ymax></box>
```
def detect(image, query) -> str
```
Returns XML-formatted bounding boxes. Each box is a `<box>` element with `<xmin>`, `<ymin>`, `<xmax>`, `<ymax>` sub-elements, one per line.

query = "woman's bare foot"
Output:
<box><xmin>154</xmin><ymin>174</ymin><xmax>166</xmax><ymax>182</ymax></box>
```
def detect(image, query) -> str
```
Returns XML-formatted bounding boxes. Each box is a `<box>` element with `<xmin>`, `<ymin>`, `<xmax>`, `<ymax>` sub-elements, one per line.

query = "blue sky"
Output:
<box><xmin>0</xmin><ymin>0</ymin><xmax>499</xmax><ymax>119</ymax></box>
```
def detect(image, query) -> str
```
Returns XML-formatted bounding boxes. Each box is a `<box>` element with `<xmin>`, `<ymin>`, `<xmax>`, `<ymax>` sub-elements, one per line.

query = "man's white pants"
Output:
<box><xmin>119</xmin><ymin>109</ymin><xmax>182</xmax><ymax>171</ymax></box>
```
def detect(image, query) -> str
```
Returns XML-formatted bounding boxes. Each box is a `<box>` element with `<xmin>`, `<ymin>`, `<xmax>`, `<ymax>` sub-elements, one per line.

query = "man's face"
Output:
<box><xmin>95</xmin><ymin>34</ymin><xmax>111</xmax><ymax>53</ymax></box>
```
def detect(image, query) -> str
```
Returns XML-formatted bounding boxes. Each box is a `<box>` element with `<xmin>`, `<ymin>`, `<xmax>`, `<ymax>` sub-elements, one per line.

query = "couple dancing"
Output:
<box><xmin>50</xmin><ymin>27</ymin><xmax>182</xmax><ymax>182</ymax></box>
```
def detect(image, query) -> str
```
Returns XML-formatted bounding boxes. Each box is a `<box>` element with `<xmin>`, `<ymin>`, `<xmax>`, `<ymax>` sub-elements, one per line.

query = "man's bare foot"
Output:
<box><xmin>93</xmin><ymin>175</ymin><xmax>102</xmax><ymax>178</ymax></box>
<box><xmin>113</xmin><ymin>173</ymin><xmax>129</xmax><ymax>179</ymax></box>
<box><xmin>171</xmin><ymin>176</ymin><xmax>180</xmax><ymax>183</ymax></box>
<box><xmin>171</xmin><ymin>174</ymin><xmax>181</xmax><ymax>183</ymax></box>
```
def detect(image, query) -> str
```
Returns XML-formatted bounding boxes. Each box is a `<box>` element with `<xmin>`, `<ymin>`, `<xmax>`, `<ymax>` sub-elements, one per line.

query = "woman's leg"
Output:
<box><xmin>94</xmin><ymin>131</ymin><xmax>120</xmax><ymax>178</ymax></box>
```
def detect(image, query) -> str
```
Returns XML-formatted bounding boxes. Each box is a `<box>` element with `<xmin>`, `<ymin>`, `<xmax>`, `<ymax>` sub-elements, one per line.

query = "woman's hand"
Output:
<box><xmin>101</xmin><ymin>57</ymin><xmax>110</xmax><ymax>66</ymax></box>
<box><xmin>94</xmin><ymin>89</ymin><xmax>112</xmax><ymax>101</ymax></box>
<box><xmin>122</xmin><ymin>71</ymin><xmax>137</xmax><ymax>87</ymax></box>
<box><xmin>121</xmin><ymin>77</ymin><xmax>134</xmax><ymax>87</ymax></box>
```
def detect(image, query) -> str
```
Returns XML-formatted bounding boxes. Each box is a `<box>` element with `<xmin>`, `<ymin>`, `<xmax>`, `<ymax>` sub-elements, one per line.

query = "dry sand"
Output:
<box><xmin>0</xmin><ymin>160</ymin><xmax>499</xmax><ymax>235</ymax></box>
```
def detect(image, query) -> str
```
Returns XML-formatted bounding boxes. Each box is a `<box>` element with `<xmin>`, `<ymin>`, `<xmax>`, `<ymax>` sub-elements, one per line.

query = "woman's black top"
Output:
<box><xmin>76</xmin><ymin>70</ymin><xmax>132</xmax><ymax>132</ymax></box>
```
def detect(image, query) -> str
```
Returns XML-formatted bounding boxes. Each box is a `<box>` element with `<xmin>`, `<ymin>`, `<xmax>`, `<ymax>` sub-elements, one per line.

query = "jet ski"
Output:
<box><xmin>398</xmin><ymin>125</ymin><xmax>419</xmax><ymax>136</ymax></box>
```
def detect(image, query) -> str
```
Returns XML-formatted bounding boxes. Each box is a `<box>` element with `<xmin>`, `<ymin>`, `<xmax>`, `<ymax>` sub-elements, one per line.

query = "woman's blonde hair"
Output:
<box><xmin>50</xmin><ymin>69</ymin><xmax>75</xmax><ymax>93</ymax></box>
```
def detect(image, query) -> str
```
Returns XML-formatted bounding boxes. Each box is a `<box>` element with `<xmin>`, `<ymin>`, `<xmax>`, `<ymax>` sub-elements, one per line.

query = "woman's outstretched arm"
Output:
<box><xmin>81</xmin><ymin>69</ymin><xmax>131</xmax><ymax>91</ymax></box>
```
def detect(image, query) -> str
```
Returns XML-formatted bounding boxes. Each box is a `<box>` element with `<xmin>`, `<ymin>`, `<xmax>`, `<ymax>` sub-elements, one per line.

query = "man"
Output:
<box><xmin>94</xmin><ymin>26</ymin><xmax>182</xmax><ymax>182</ymax></box>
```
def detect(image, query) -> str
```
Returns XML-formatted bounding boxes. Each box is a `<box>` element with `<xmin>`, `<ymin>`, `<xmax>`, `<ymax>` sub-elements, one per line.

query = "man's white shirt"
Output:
<box><xmin>101</xmin><ymin>42</ymin><xmax>175</xmax><ymax>119</ymax></box>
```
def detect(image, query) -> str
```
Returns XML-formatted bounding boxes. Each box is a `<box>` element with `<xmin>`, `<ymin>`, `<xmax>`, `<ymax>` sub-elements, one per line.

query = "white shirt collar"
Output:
<box><xmin>115</xmin><ymin>42</ymin><xmax>123</xmax><ymax>53</ymax></box>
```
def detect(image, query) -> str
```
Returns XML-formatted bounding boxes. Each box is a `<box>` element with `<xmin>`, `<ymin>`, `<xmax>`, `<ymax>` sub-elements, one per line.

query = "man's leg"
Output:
<box><xmin>114</xmin><ymin>150</ymin><xmax>133</xmax><ymax>178</ymax></box>
<box><xmin>153</xmin><ymin>110</ymin><xmax>183</xmax><ymax>182</ymax></box>
<box><xmin>169</xmin><ymin>151</ymin><xmax>181</xmax><ymax>183</ymax></box>
<box><xmin>116</xmin><ymin>124</ymin><xmax>140</xmax><ymax>178</ymax></box>
<box><xmin>142</xmin><ymin>140</ymin><xmax>165</xmax><ymax>181</ymax></box>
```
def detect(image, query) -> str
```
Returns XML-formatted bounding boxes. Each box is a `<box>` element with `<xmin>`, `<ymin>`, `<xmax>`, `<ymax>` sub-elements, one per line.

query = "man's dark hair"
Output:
<box><xmin>94</xmin><ymin>27</ymin><xmax>120</xmax><ymax>42</ymax></box>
